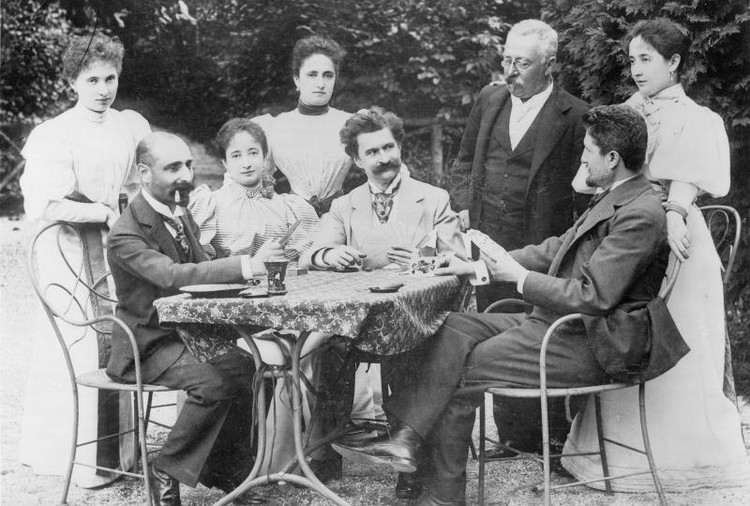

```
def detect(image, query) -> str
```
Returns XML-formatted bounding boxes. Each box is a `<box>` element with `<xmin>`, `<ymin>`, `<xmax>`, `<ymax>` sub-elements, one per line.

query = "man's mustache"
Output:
<box><xmin>173</xmin><ymin>181</ymin><xmax>195</xmax><ymax>205</ymax></box>
<box><xmin>373</xmin><ymin>159</ymin><xmax>401</xmax><ymax>173</ymax></box>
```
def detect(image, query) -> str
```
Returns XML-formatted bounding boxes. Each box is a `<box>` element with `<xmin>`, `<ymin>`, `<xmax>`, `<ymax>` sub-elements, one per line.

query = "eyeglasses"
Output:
<box><xmin>501</xmin><ymin>58</ymin><xmax>533</xmax><ymax>71</ymax></box>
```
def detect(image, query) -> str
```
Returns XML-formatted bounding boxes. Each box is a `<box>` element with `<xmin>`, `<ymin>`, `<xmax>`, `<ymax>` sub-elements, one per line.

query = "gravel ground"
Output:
<box><xmin>2</xmin><ymin>214</ymin><xmax>749</xmax><ymax>505</ymax></box>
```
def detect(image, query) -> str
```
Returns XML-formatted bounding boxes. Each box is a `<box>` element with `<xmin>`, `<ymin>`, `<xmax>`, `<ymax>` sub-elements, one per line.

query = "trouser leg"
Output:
<box><xmin>152</xmin><ymin>348</ymin><xmax>256</xmax><ymax>488</ymax></box>
<box><xmin>385</xmin><ymin>312</ymin><xmax>524</xmax><ymax>437</ymax></box>
<box><xmin>428</xmin><ymin>317</ymin><xmax>608</xmax><ymax>499</ymax></box>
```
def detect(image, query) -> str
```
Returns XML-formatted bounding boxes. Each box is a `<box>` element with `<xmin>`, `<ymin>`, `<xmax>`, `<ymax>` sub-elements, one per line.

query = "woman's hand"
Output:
<box><xmin>255</xmin><ymin>239</ymin><xmax>284</xmax><ymax>262</ymax></box>
<box><xmin>667</xmin><ymin>211</ymin><xmax>691</xmax><ymax>262</ymax></box>
<box><xmin>104</xmin><ymin>206</ymin><xmax>118</xmax><ymax>229</ymax></box>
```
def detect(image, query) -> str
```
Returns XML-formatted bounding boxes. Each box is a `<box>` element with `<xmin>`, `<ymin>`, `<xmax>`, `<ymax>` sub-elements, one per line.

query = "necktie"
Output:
<box><xmin>371</xmin><ymin>180</ymin><xmax>401</xmax><ymax>224</ymax></box>
<box><xmin>372</xmin><ymin>192</ymin><xmax>397</xmax><ymax>224</ymax></box>
<box><xmin>163</xmin><ymin>216</ymin><xmax>190</xmax><ymax>256</ymax></box>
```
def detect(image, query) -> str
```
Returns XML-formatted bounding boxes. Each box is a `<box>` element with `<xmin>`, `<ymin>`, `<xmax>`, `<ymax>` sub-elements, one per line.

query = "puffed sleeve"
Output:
<box><xmin>20</xmin><ymin>120</ymin><xmax>108</xmax><ymax>223</ymax></box>
<box><xmin>119</xmin><ymin>110</ymin><xmax>152</xmax><ymax>199</ymax></box>
<box><xmin>188</xmin><ymin>184</ymin><xmax>218</xmax><ymax>258</ymax></box>
<box><xmin>644</xmin><ymin>102</ymin><xmax>730</xmax><ymax>198</ymax></box>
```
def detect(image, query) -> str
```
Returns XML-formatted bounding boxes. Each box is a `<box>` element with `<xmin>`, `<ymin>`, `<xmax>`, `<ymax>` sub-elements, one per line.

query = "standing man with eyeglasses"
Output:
<box><xmin>444</xmin><ymin>18</ymin><xmax>590</xmax><ymax>485</ymax></box>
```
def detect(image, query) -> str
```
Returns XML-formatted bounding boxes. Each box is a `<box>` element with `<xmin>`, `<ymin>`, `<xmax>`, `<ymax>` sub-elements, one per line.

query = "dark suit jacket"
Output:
<box><xmin>106</xmin><ymin>191</ymin><xmax>246</xmax><ymax>383</ymax></box>
<box><xmin>509</xmin><ymin>175</ymin><xmax>687</xmax><ymax>382</ymax></box>
<box><xmin>448</xmin><ymin>83</ymin><xmax>589</xmax><ymax>245</ymax></box>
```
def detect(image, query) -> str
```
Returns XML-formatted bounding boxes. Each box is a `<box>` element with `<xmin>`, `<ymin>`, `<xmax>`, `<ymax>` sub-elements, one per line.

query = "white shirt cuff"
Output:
<box><xmin>240</xmin><ymin>255</ymin><xmax>254</xmax><ymax>279</ymax></box>
<box><xmin>516</xmin><ymin>269</ymin><xmax>529</xmax><ymax>294</ymax></box>
<box><xmin>470</xmin><ymin>261</ymin><xmax>490</xmax><ymax>286</ymax></box>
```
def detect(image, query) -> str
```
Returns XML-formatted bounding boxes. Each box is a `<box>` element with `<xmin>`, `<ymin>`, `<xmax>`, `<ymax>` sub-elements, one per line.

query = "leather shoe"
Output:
<box><xmin>416</xmin><ymin>491</ymin><xmax>466</xmax><ymax>506</ymax></box>
<box><xmin>332</xmin><ymin>420</ymin><xmax>421</xmax><ymax>473</ymax></box>
<box><xmin>395</xmin><ymin>471</ymin><xmax>423</xmax><ymax>499</ymax></box>
<box><xmin>149</xmin><ymin>462</ymin><xmax>181</xmax><ymax>506</ymax></box>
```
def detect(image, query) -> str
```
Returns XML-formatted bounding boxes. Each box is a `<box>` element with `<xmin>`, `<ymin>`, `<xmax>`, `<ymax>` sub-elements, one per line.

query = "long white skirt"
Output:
<box><xmin>562</xmin><ymin>205</ymin><xmax>750</xmax><ymax>490</ymax></box>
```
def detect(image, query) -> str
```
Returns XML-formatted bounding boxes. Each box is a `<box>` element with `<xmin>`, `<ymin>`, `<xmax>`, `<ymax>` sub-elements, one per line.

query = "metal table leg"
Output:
<box><xmin>215</xmin><ymin>330</ymin><xmax>351</xmax><ymax>506</ymax></box>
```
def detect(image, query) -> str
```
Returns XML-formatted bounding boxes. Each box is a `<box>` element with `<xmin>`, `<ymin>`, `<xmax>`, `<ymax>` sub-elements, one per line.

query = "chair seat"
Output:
<box><xmin>486</xmin><ymin>382</ymin><xmax>631</xmax><ymax>398</ymax></box>
<box><xmin>76</xmin><ymin>368</ymin><xmax>171</xmax><ymax>392</ymax></box>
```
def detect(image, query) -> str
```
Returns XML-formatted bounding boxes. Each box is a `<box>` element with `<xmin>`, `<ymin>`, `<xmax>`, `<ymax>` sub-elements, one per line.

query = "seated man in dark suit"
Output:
<box><xmin>333</xmin><ymin>105</ymin><xmax>685</xmax><ymax>505</ymax></box>
<box><xmin>106</xmin><ymin>132</ymin><xmax>277</xmax><ymax>505</ymax></box>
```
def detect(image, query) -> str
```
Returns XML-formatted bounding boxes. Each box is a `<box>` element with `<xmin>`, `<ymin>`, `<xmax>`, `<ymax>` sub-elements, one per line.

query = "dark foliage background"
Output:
<box><xmin>1</xmin><ymin>0</ymin><xmax>748</xmax><ymax>389</ymax></box>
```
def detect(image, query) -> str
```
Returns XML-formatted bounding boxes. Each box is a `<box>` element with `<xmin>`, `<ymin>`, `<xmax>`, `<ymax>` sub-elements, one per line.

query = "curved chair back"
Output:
<box><xmin>700</xmin><ymin>205</ymin><xmax>742</xmax><ymax>286</ymax></box>
<box><xmin>27</xmin><ymin>221</ymin><xmax>119</xmax><ymax>378</ymax></box>
<box><xmin>28</xmin><ymin>221</ymin><xmax>156</xmax><ymax>504</ymax></box>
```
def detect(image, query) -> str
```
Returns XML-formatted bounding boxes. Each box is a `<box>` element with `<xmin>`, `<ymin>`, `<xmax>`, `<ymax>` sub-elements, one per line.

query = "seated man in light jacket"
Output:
<box><xmin>299</xmin><ymin>106</ymin><xmax>469</xmax><ymax>497</ymax></box>
<box><xmin>300</xmin><ymin>105</ymin><xmax>466</xmax><ymax>271</ymax></box>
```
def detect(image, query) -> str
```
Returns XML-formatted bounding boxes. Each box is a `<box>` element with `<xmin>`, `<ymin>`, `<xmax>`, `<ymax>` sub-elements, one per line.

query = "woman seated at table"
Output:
<box><xmin>189</xmin><ymin>118</ymin><xmax>332</xmax><ymax>477</ymax></box>
<box><xmin>190</xmin><ymin>118</ymin><xmax>318</xmax><ymax>262</ymax></box>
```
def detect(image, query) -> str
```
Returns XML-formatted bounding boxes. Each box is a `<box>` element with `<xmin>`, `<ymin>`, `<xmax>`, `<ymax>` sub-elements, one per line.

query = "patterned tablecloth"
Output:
<box><xmin>154</xmin><ymin>269</ymin><xmax>462</xmax><ymax>357</ymax></box>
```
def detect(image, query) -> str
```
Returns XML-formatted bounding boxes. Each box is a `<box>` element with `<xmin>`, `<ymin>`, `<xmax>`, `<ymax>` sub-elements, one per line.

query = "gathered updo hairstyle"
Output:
<box><xmin>291</xmin><ymin>35</ymin><xmax>346</xmax><ymax>76</ymax></box>
<box><xmin>215</xmin><ymin>118</ymin><xmax>268</xmax><ymax>160</ymax></box>
<box><xmin>627</xmin><ymin>18</ymin><xmax>690</xmax><ymax>78</ymax></box>
<box><xmin>62</xmin><ymin>33</ymin><xmax>124</xmax><ymax>82</ymax></box>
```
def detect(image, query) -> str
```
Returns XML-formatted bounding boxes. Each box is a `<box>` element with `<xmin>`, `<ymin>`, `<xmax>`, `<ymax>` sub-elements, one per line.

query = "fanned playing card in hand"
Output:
<box><xmin>466</xmin><ymin>229</ymin><xmax>508</xmax><ymax>262</ymax></box>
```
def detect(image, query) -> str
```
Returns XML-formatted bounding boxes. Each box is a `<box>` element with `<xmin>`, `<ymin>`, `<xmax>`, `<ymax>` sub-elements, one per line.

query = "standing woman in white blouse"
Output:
<box><xmin>19</xmin><ymin>33</ymin><xmax>151</xmax><ymax>487</ymax></box>
<box><xmin>565</xmin><ymin>18</ymin><xmax>750</xmax><ymax>491</ymax></box>
<box><xmin>253</xmin><ymin>35</ymin><xmax>352</xmax><ymax>216</ymax></box>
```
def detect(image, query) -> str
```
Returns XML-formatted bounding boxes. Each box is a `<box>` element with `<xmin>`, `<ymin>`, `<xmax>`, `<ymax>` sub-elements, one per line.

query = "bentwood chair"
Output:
<box><xmin>28</xmin><ymin>222</ymin><xmax>175</xmax><ymax>506</ymax></box>
<box><xmin>700</xmin><ymin>204</ymin><xmax>744</xmax><ymax>414</ymax></box>
<box><xmin>476</xmin><ymin>256</ymin><xmax>680</xmax><ymax>506</ymax></box>
<box><xmin>699</xmin><ymin>205</ymin><xmax>742</xmax><ymax>285</ymax></box>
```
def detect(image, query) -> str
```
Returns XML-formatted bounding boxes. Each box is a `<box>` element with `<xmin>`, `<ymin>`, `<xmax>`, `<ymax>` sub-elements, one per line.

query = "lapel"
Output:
<box><xmin>180</xmin><ymin>212</ymin><xmax>208</xmax><ymax>262</ymax></box>
<box><xmin>130</xmin><ymin>191</ymin><xmax>181</xmax><ymax>263</ymax></box>
<box><xmin>527</xmin><ymin>85</ymin><xmax>569</xmax><ymax>194</ymax></box>
<box><xmin>392</xmin><ymin>177</ymin><xmax>426</xmax><ymax>246</ymax></box>
<box><xmin>348</xmin><ymin>184</ymin><xmax>373</xmax><ymax>246</ymax></box>
<box><xmin>556</xmin><ymin>175</ymin><xmax>653</xmax><ymax>264</ymax></box>
<box><xmin>348</xmin><ymin>177</ymin><xmax>427</xmax><ymax>247</ymax></box>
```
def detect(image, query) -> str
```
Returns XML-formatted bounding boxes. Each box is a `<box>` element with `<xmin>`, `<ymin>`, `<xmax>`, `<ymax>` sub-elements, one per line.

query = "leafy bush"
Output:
<box><xmin>1</xmin><ymin>0</ymin><xmax>71</xmax><ymax>123</ymax></box>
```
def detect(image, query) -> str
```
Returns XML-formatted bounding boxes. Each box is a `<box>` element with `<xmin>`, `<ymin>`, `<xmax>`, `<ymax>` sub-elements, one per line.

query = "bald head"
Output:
<box><xmin>136</xmin><ymin>131</ymin><xmax>188</xmax><ymax>167</ymax></box>
<box><xmin>137</xmin><ymin>132</ymin><xmax>194</xmax><ymax>209</ymax></box>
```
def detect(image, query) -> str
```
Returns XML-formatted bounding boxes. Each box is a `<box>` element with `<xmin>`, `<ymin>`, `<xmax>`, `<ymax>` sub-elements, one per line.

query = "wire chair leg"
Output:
<box><xmin>135</xmin><ymin>389</ymin><xmax>154</xmax><ymax>506</ymax></box>
<box><xmin>541</xmin><ymin>391</ymin><xmax>552</xmax><ymax>506</ymax></box>
<box><xmin>478</xmin><ymin>395</ymin><xmax>486</xmax><ymax>506</ymax></box>
<box><xmin>60</xmin><ymin>385</ymin><xmax>80</xmax><ymax>505</ymax></box>
<box><xmin>638</xmin><ymin>383</ymin><xmax>667</xmax><ymax>506</ymax></box>
<box><xmin>594</xmin><ymin>394</ymin><xmax>613</xmax><ymax>495</ymax></box>
<box><xmin>132</xmin><ymin>392</ymin><xmax>141</xmax><ymax>473</ymax></box>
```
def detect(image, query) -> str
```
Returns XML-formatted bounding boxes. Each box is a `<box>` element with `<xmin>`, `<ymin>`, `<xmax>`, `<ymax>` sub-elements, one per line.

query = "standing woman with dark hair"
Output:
<box><xmin>253</xmin><ymin>35</ymin><xmax>352</xmax><ymax>216</ymax></box>
<box><xmin>565</xmin><ymin>18</ymin><xmax>750</xmax><ymax>490</ymax></box>
<box><xmin>19</xmin><ymin>33</ymin><xmax>151</xmax><ymax>487</ymax></box>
